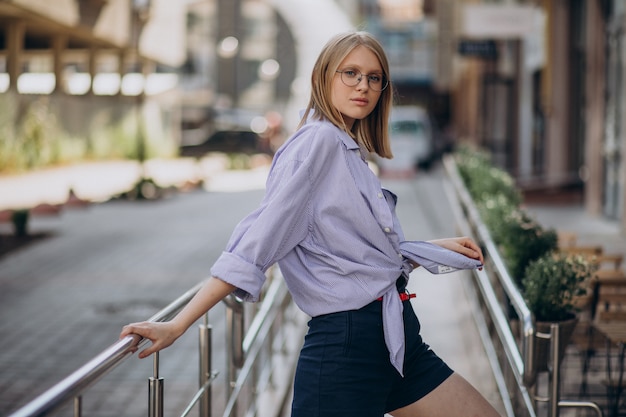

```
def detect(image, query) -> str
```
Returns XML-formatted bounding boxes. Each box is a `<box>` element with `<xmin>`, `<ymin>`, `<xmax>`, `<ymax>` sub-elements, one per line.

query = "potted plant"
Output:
<box><xmin>11</xmin><ymin>209</ymin><xmax>29</xmax><ymax>237</ymax></box>
<box><xmin>521</xmin><ymin>252</ymin><xmax>597</xmax><ymax>371</ymax></box>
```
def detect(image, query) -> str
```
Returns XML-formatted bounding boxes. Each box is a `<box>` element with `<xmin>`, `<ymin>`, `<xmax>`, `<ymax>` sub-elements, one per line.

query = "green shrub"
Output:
<box><xmin>522</xmin><ymin>253</ymin><xmax>597</xmax><ymax>321</ymax></box>
<box><xmin>455</xmin><ymin>144</ymin><xmax>522</xmax><ymax>207</ymax></box>
<box><xmin>19</xmin><ymin>98</ymin><xmax>63</xmax><ymax>169</ymax></box>
<box><xmin>455</xmin><ymin>145</ymin><xmax>558</xmax><ymax>287</ymax></box>
<box><xmin>0</xmin><ymin>95</ymin><xmax>177</xmax><ymax>174</ymax></box>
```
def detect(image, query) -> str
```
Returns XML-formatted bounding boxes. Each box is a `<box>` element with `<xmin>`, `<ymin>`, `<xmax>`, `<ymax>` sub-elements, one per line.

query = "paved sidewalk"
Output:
<box><xmin>526</xmin><ymin>202</ymin><xmax>626</xmax><ymax>256</ymax></box>
<box><xmin>0</xmin><ymin>157</ymin><xmax>274</xmax><ymax>417</ymax></box>
<box><xmin>0</xmin><ymin>156</ymin><xmax>252</xmax><ymax>211</ymax></box>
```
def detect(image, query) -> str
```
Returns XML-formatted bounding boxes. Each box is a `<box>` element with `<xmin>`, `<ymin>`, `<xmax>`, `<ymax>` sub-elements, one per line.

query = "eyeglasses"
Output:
<box><xmin>335</xmin><ymin>69</ymin><xmax>388</xmax><ymax>92</ymax></box>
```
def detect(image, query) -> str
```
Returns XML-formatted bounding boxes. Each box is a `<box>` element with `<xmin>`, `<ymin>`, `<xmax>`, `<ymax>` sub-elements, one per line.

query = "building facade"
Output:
<box><xmin>0</xmin><ymin>0</ymin><xmax>187</xmax><ymax>172</ymax></box>
<box><xmin>5</xmin><ymin>0</ymin><xmax>626</xmax><ymax>232</ymax></box>
<box><xmin>440</xmin><ymin>0</ymin><xmax>626</xmax><ymax>230</ymax></box>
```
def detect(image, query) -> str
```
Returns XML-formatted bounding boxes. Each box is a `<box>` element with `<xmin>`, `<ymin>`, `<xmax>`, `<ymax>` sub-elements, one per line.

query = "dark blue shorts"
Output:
<box><xmin>291</xmin><ymin>298</ymin><xmax>453</xmax><ymax>417</ymax></box>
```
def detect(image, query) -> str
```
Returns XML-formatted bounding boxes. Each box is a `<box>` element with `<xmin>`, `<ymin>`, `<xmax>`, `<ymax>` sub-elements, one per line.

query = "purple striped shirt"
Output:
<box><xmin>211</xmin><ymin>117</ymin><xmax>481</xmax><ymax>375</ymax></box>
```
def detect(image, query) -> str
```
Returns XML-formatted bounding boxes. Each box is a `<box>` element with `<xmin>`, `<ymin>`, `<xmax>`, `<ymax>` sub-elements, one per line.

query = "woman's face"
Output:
<box><xmin>331</xmin><ymin>45</ymin><xmax>384</xmax><ymax>130</ymax></box>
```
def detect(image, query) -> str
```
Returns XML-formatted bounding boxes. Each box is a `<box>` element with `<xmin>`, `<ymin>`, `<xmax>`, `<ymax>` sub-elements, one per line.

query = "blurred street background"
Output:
<box><xmin>1</xmin><ymin>1</ymin><xmax>626</xmax><ymax>417</ymax></box>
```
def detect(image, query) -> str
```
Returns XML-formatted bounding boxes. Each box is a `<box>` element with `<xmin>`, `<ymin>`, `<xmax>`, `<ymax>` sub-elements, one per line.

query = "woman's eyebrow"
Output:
<box><xmin>338</xmin><ymin>64</ymin><xmax>383</xmax><ymax>73</ymax></box>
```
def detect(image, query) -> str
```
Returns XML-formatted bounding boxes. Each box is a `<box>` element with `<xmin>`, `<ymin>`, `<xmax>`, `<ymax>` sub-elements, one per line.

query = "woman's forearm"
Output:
<box><xmin>171</xmin><ymin>276</ymin><xmax>236</xmax><ymax>333</ymax></box>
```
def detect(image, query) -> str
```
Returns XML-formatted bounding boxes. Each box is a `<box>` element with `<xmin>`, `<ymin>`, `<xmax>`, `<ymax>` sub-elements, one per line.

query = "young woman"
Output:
<box><xmin>121</xmin><ymin>31</ymin><xmax>501</xmax><ymax>417</ymax></box>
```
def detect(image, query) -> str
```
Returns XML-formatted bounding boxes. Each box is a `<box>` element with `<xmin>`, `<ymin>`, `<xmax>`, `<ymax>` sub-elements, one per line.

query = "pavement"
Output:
<box><xmin>526</xmin><ymin>202</ymin><xmax>626</xmax><ymax>258</ymax></box>
<box><xmin>1</xmin><ymin>157</ymin><xmax>624</xmax><ymax>417</ymax></box>
<box><xmin>0</xmin><ymin>156</ymin><xmax>277</xmax><ymax>417</ymax></box>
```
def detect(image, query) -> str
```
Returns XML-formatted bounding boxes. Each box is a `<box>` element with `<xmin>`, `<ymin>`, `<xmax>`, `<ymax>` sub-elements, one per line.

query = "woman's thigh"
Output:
<box><xmin>388</xmin><ymin>373</ymin><xmax>501</xmax><ymax>417</ymax></box>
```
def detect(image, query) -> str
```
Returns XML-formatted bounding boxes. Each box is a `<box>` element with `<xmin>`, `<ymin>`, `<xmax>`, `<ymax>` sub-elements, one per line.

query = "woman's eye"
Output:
<box><xmin>344</xmin><ymin>70</ymin><xmax>357</xmax><ymax>77</ymax></box>
<box><xmin>369</xmin><ymin>75</ymin><xmax>382</xmax><ymax>83</ymax></box>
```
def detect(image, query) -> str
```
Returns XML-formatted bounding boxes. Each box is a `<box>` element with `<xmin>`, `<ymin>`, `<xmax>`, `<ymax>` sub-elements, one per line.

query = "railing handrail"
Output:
<box><xmin>443</xmin><ymin>155</ymin><xmax>603</xmax><ymax>417</ymax></box>
<box><xmin>8</xmin><ymin>281</ymin><xmax>206</xmax><ymax>417</ymax></box>
<box><xmin>442</xmin><ymin>155</ymin><xmax>539</xmax><ymax>417</ymax></box>
<box><xmin>222</xmin><ymin>273</ymin><xmax>291</xmax><ymax>417</ymax></box>
<box><xmin>8</xmin><ymin>267</ymin><xmax>302</xmax><ymax>417</ymax></box>
<box><xmin>443</xmin><ymin>155</ymin><xmax>536</xmax><ymax>382</ymax></box>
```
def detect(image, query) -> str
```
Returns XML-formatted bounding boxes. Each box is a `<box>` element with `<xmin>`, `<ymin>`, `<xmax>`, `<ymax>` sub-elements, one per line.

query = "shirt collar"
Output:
<box><xmin>332</xmin><ymin>124</ymin><xmax>370</xmax><ymax>162</ymax></box>
<box><xmin>300</xmin><ymin>109</ymin><xmax>361</xmax><ymax>152</ymax></box>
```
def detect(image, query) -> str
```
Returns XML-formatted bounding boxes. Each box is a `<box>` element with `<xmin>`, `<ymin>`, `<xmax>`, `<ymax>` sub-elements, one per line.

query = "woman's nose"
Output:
<box><xmin>356</xmin><ymin>76</ymin><xmax>369</xmax><ymax>90</ymax></box>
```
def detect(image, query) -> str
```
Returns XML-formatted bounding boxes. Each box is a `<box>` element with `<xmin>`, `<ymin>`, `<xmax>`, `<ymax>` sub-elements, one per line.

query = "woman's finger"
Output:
<box><xmin>137</xmin><ymin>342</ymin><xmax>161</xmax><ymax>359</ymax></box>
<box><xmin>456</xmin><ymin>237</ymin><xmax>484</xmax><ymax>263</ymax></box>
<box><xmin>120</xmin><ymin>322</ymin><xmax>149</xmax><ymax>339</ymax></box>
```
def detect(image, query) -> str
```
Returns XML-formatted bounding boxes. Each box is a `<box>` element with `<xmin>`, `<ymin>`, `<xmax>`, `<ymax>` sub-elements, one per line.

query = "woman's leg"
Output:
<box><xmin>388</xmin><ymin>373</ymin><xmax>501</xmax><ymax>417</ymax></box>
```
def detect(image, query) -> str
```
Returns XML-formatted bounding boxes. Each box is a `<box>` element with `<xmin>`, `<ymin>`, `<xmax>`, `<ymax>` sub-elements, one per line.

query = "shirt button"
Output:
<box><xmin>384</xmin><ymin>227</ymin><xmax>391</xmax><ymax>233</ymax></box>
<box><xmin>378</xmin><ymin>192</ymin><xmax>383</xmax><ymax>198</ymax></box>
<box><xmin>398</xmin><ymin>253</ymin><xmax>403</xmax><ymax>258</ymax></box>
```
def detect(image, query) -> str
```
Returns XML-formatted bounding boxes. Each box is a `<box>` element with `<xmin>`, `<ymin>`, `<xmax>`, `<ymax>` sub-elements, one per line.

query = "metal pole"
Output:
<box><xmin>199</xmin><ymin>314</ymin><xmax>212</xmax><ymax>417</ymax></box>
<box><xmin>548</xmin><ymin>323</ymin><xmax>560</xmax><ymax>417</ymax></box>
<box><xmin>226</xmin><ymin>307</ymin><xmax>237</xmax><ymax>417</ymax></box>
<box><xmin>224</xmin><ymin>295</ymin><xmax>244</xmax><ymax>416</ymax></box>
<box><xmin>609</xmin><ymin>343</ymin><xmax>625</xmax><ymax>417</ymax></box>
<box><xmin>148</xmin><ymin>377</ymin><xmax>164</xmax><ymax>417</ymax></box>
<box><xmin>225</xmin><ymin>295</ymin><xmax>245</xmax><ymax>369</ymax></box>
<box><xmin>73</xmin><ymin>396</ymin><xmax>82</xmax><ymax>417</ymax></box>
<box><xmin>558</xmin><ymin>400</ymin><xmax>603</xmax><ymax>417</ymax></box>
<box><xmin>149</xmin><ymin>352</ymin><xmax>164</xmax><ymax>417</ymax></box>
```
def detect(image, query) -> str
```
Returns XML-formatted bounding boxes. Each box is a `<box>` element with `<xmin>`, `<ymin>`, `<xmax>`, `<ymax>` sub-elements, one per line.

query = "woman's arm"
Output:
<box><xmin>120</xmin><ymin>276</ymin><xmax>236</xmax><ymax>359</ymax></box>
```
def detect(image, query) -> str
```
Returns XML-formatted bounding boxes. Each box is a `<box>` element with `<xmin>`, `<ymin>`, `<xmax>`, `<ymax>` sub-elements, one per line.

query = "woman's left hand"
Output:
<box><xmin>429</xmin><ymin>236</ymin><xmax>484</xmax><ymax>267</ymax></box>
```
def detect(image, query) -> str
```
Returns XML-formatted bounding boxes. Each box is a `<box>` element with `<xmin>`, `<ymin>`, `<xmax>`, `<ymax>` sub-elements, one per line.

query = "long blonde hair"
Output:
<box><xmin>297</xmin><ymin>31</ymin><xmax>393</xmax><ymax>158</ymax></box>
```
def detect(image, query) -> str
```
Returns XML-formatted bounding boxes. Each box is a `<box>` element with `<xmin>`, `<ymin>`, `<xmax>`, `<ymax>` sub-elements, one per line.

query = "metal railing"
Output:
<box><xmin>442</xmin><ymin>155</ymin><xmax>603</xmax><ymax>417</ymax></box>
<box><xmin>8</xmin><ymin>267</ymin><xmax>305</xmax><ymax>417</ymax></box>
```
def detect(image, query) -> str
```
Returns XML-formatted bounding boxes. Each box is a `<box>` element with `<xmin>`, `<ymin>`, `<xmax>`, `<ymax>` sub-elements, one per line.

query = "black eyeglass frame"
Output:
<box><xmin>335</xmin><ymin>69</ymin><xmax>389</xmax><ymax>92</ymax></box>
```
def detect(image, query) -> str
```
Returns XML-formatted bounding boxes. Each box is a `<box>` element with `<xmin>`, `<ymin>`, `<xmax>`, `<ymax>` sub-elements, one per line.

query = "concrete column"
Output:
<box><xmin>452</xmin><ymin>60</ymin><xmax>481</xmax><ymax>144</ymax></box>
<box><xmin>584</xmin><ymin>0</ymin><xmax>606</xmax><ymax>216</ymax></box>
<box><xmin>620</xmin><ymin>12</ymin><xmax>626</xmax><ymax>231</ymax></box>
<box><xmin>52</xmin><ymin>35</ymin><xmax>68</xmax><ymax>94</ymax></box>
<box><xmin>544</xmin><ymin>0</ymin><xmax>570</xmax><ymax>187</ymax></box>
<box><xmin>87</xmin><ymin>46</ymin><xmax>98</xmax><ymax>95</ymax></box>
<box><xmin>117</xmin><ymin>49</ymin><xmax>126</xmax><ymax>96</ymax></box>
<box><xmin>6</xmin><ymin>20</ymin><xmax>25</xmax><ymax>92</ymax></box>
<box><xmin>217</xmin><ymin>0</ymin><xmax>242</xmax><ymax>106</ymax></box>
<box><xmin>517</xmin><ymin>40</ymin><xmax>533</xmax><ymax>181</ymax></box>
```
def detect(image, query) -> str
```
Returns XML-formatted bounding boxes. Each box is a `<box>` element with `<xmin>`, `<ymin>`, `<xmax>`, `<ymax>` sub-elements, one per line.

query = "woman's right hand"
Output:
<box><xmin>120</xmin><ymin>276</ymin><xmax>236</xmax><ymax>359</ymax></box>
<box><xmin>120</xmin><ymin>320</ymin><xmax>184</xmax><ymax>359</ymax></box>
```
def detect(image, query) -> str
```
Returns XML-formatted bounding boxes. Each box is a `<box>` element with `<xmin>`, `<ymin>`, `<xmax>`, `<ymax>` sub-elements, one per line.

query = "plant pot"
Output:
<box><xmin>533</xmin><ymin>314</ymin><xmax>578</xmax><ymax>372</ymax></box>
<box><xmin>11</xmin><ymin>209</ymin><xmax>29</xmax><ymax>237</ymax></box>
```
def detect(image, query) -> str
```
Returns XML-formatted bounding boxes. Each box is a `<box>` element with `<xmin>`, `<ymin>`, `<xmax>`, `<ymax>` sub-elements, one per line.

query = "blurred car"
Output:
<box><xmin>179</xmin><ymin>129</ymin><xmax>270</xmax><ymax>157</ymax></box>
<box><xmin>376</xmin><ymin>105</ymin><xmax>435</xmax><ymax>174</ymax></box>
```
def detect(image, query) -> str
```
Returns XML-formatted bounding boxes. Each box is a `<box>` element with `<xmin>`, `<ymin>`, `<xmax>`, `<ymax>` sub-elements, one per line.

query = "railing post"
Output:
<box><xmin>550</xmin><ymin>323</ymin><xmax>604</xmax><ymax>417</ymax></box>
<box><xmin>225</xmin><ymin>295</ymin><xmax>244</xmax><ymax>417</ymax></box>
<box><xmin>199</xmin><ymin>313</ymin><xmax>212</xmax><ymax>417</ymax></box>
<box><xmin>73</xmin><ymin>395</ymin><xmax>82</xmax><ymax>417</ymax></box>
<box><xmin>548</xmin><ymin>323</ymin><xmax>560</xmax><ymax>417</ymax></box>
<box><xmin>149</xmin><ymin>352</ymin><xmax>164</xmax><ymax>417</ymax></box>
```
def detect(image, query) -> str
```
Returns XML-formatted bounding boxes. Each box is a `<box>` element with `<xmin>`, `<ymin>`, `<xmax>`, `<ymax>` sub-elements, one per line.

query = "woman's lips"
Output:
<box><xmin>352</xmin><ymin>98</ymin><xmax>369</xmax><ymax>106</ymax></box>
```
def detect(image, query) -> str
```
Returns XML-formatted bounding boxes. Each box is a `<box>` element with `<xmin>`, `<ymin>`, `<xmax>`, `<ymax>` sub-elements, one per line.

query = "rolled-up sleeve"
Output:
<box><xmin>210</xmin><ymin>124</ymin><xmax>337</xmax><ymax>301</ymax></box>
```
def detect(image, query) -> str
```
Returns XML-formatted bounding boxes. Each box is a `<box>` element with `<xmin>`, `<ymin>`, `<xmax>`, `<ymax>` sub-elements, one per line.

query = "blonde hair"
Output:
<box><xmin>297</xmin><ymin>31</ymin><xmax>393</xmax><ymax>158</ymax></box>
